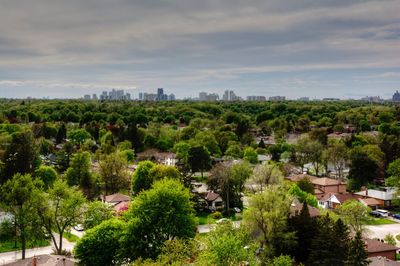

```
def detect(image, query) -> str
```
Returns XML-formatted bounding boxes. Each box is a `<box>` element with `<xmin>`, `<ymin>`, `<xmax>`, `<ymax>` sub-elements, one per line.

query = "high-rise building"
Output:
<box><xmin>92</xmin><ymin>94</ymin><xmax>98</xmax><ymax>100</ymax></box>
<box><xmin>223</xmin><ymin>90</ymin><xmax>239</xmax><ymax>101</ymax></box>
<box><xmin>393</xmin><ymin>91</ymin><xmax>400</xmax><ymax>103</ymax></box>
<box><xmin>168</xmin><ymin>94</ymin><xmax>175</xmax><ymax>101</ymax></box>
<box><xmin>269</xmin><ymin>96</ymin><xmax>286</xmax><ymax>101</ymax></box>
<box><xmin>199</xmin><ymin>92</ymin><xmax>207</xmax><ymax>101</ymax></box>
<box><xmin>247</xmin><ymin>96</ymin><xmax>266</xmax><ymax>101</ymax></box>
<box><xmin>157</xmin><ymin>88</ymin><xmax>164</xmax><ymax>101</ymax></box>
<box><xmin>84</xmin><ymin>94</ymin><xmax>91</xmax><ymax>100</ymax></box>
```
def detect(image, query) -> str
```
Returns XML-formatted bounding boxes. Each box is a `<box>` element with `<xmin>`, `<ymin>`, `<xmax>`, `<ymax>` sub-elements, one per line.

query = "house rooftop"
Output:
<box><xmin>5</xmin><ymin>255</ymin><xmax>75</xmax><ymax>266</ymax></box>
<box><xmin>104</xmin><ymin>193</ymin><xmax>131</xmax><ymax>203</ymax></box>
<box><xmin>369</xmin><ymin>256</ymin><xmax>400</xmax><ymax>266</ymax></box>
<box><xmin>285</xmin><ymin>174</ymin><xmax>317</xmax><ymax>182</ymax></box>
<box><xmin>205</xmin><ymin>191</ymin><xmax>221</xmax><ymax>202</ymax></box>
<box><xmin>366</xmin><ymin>238</ymin><xmax>399</xmax><ymax>253</ymax></box>
<box><xmin>311</xmin><ymin>177</ymin><xmax>346</xmax><ymax>186</ymax></box>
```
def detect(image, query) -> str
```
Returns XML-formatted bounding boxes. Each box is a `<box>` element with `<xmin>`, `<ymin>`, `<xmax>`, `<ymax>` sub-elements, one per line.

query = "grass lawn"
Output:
<box><xmin>196</xmin><ymin>213</ymin><xmax>216</xmax><ymax>225</ymax></box>
<box><xmin>396</xmin><ymin>234</ymin><xmax>400</xmax><ymax>241</ymax></box>
<box><xmin>63</xmin><ymin>232</ymin><xmax>80</xmax><ymax>243</ymax></box>
<box><xmin>0</xmin><ymin>239</ymin><xmax>49</xmax><ymax>253</ymax></box>
<box><xmin>364</xmin><ymin>217</ymin><xmax>397</xmax><ymax>225</ymax></box>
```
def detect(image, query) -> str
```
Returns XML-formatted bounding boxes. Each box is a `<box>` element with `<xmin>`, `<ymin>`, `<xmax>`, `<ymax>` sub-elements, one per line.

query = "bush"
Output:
<box><xmin>211</xmin><ymin>211</ymin><xmax>222</xmax><ymax>219</ymax></box>
<box><xmin>0</xmin><ymin>220</ymin><xmax>14</xmax><ymax>241</ymax></box>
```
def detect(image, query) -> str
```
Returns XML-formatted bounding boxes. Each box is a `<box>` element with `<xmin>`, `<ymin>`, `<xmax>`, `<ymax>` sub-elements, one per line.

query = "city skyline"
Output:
<box><xmin>0</xmin><ymin>1</ymin><xmax>400</xmax><ymax>99</ymax></box>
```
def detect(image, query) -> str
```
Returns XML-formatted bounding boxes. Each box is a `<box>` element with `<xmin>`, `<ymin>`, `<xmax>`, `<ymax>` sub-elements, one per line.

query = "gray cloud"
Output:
<box><xmin>0</xmin><ymin>0</ymin><xmax>399</xmax><ymax>98</ymax></box>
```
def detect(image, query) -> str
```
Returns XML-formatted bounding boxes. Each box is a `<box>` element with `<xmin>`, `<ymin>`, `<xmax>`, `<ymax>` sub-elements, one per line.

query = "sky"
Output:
<box><xmin>0</xmin><ymin>0</ymin><xmax>400</xmax><ymax>99</ymax></box>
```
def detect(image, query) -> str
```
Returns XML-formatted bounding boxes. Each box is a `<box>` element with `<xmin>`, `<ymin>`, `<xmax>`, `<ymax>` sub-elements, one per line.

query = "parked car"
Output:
<box><xmin>370</xmin><ymin>210</ymin><xmax>384</xmax><ymax>218</ymax></box>
<box><xmin>376</xmin><ymin>209</ymin><xmax>389</xmax><ymax>217</ymax></box>
<box><xmin>74</xmin><ymin>224</ymin><xmax>84</xmax><ymax>231</ymax></box>
<box><xmin>393</xmin><ymin>214</ymin><xmax>400</xmax><ymax>220</ymax></box>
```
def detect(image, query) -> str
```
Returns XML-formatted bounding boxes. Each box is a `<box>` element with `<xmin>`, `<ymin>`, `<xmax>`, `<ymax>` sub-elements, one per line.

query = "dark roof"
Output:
<box><xmin>5</xmin><ymin>255</ymin><xmax>75</xmax><ymax>266</ymax></box>
<box><xmin>290</xmin><ymin>203</ymin><xmax>320</xmax><ymax>217</ymax></box>
<box><xmin>366</xmin><ymin>238</ymin><xmax>399</xmax><ymax>253</ymax></box>
<box><xmin>104</xmin><ymin>193</ymin><xmax>131</xmax><ymax>203</ymax></box>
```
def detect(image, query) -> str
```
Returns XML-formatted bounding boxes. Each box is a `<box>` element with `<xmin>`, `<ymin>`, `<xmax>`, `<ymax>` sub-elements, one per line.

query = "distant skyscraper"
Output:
<box><xmin>393</xmin><ymin>91</ymin><xmax>400</xmax><ymax>103</ymax></box>
<box><xmin>269</xmin><ymin>96</ymin><xmax>286</xmax><ymax>101</ymax></box>
<box><xmin>157</xmin><ymin>88</ymin><xmax>164</xmax><ymax>101</ymax></box>
<box><xmin>199</xmin><ymin>92</ymin><xmax>207</xmax><ymax>101</ymax></box>
<box><xmin>247</xmin><ymin>96</ymin><xmax>266</xmax><ymax>101</ymax></box>
<box><xmin>84</xmin><ymin>94</ymin><xmax>91</xmax><ymax>100</ymax></box>
<box><xmin>168</xmin><ymin>93</ymin><xmax>175</xmax><ymax>101</ymax></box>
<box><xmin>92</xmin><ymin>94</ymin><xmax>98</xmax><ymax>100</ymax></box>
<box><xmin>139</xmin><ymin>92</ymin><xmax>144</xmax><ymax>100</ymax></box>
<box><xmin>223</xmin><ymin>90</ymin><xmax>239</xmax><ymax>101</ymax></box>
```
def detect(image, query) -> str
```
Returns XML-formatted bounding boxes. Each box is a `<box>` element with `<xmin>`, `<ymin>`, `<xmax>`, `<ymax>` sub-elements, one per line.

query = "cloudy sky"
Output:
<box><xmin>0</xmin><ymin>0</ymin><xmax>400</xmax><ymax>99</ymax></box>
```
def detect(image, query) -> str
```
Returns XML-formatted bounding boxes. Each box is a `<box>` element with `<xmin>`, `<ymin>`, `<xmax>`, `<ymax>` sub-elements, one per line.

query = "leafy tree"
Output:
<box><xmin>243</xmin><ymin>185</ymin><xmax>293</xmax><ymax>259</ymax></box>
<box><xmin>224</xmin><ymin>143</ymin><xmax>243</xmax><ymax>159</ymax></box>
<box><xmin>288</xmin><ymin>184</ymin><xmax>317</xmax><ymax>207</ymax></box>
<box><xmin>34</xmin><ymin>180</ymin><xmax>86</xmax><ymax>255</ymax></box>
<box><xmin>121</xmin><ymin>179</ymin><xmax>196</xmax><ymax>260</ymax></box>
<box><xmin>346</xmin><ymin>231</ymin><xmax>369</xmax><ymax>266</ymax></box>
<box><xmin>83</xmin><ymin>201</ymin><xmax>115</xmax><ymax>230</ymax></box>
<box><xmin>35</xmin><ymin>165</ymin><xmax>58</xmax><ymax>189</ymax></box>
<box><xmin>0</xmin><ymin>174</ymin><xmax>42</xmax><ymax>259</ymax></box>
<box><xmin>336</xmin><ymin>200</ymin><xmax>370</xmax><ymax>232</ymax></box>
<box><xmin>208</xmin><ymin>161</ymin><xmax>252</xmax><ymax>210</ymax></box>
<box><xmin>149</xmin><ymin>164</ymin><xmax>181</xmax><ymax>181</ymax></box>
<box><xmin>131</xmin><ymin>160</ymin><xmax>156</xmax><ymax>194</ymax></box>
<box><xmin>65</xmin><ymin>151</ymin><xmax>94</xmax><ymax>197</ymax></box>
<box><xmin>74</xmin><ymin>219</ymin><xmax>126</xmax><ymax>266</ymax></box>
<box><xmin>2</xmin><ymin>130</ymin><xmax>39</xmax><ymax>183</ymax></box>
<box><xmin>243</xmin><ymin>147</ymin><xmax>258</xmax><ymax>164</ymax></box>
<box><xmin>99</xmin><ymin>152</ymin><xmax>129</xmax><ymax>195</ymax></box>
<box><xmin>348</xmin><ymin>148</ymin><xmax>379</xmax><ymax>190</ymax></box>
<box><xmin>297</xmin><ymin>176</ymin><xmax>315</xmax><ymax>194</ymax></box>
<box><xmin>68</xmin><ymin>128</ymin><xmax>92</xmax><ymax>145</ymax></box>
<box><xmin>270</xmin><ymin>255</ymin><xmax>295</xmax><ymax>266</ymax></box>
<box><xmin>246</xmin><ymin>163</ymin><xmax>283</xmax><ymax>192</ymax></box>
<box><xmin>327</xmin><ymin>140</ymin><xmax>349</xmax><ymax>180</ymax></box>
<box><xmin>196</xmin><ymin>221</ymin><xmax>257</xmax><ymax>266</ymax></box>
<box><xmin>187</xmin><ymin>145</ymin><xmax>211</xmax><ymax>178</ymax></box>
<box><xmin>293</xmin><ymin>137</ymin><xmax>324</xmax><ymax>175</ymax></box>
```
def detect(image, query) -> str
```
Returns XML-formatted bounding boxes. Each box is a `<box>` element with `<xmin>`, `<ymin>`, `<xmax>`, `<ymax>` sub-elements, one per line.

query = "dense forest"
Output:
<box><xmin>1</xmin><ymin>99</ymin><xmax>400</xmax><ymax>265</ymax></box>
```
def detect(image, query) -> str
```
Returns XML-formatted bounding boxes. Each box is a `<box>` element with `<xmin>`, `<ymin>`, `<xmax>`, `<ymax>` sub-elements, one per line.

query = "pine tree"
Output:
<box><xmin>332</xmin><ymin>219</ymin><xmax>350</xmax><ymax>266</ymax></box>
<box><xmin>346</xmin><ymin>231</ymin><xmax>369</xmax><ymax>266</ymax></box>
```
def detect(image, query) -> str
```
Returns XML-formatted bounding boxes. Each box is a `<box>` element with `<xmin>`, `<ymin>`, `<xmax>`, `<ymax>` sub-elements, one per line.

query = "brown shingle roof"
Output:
<box><xmin>359</xmin><ymin>198</ymin><xmax>381</xmax><ymax>206</ymax></box>
<box><xmin>205</xmin><ymin>191</ymin><xmax>221</xmax><ymax>202</ymax></box>
<box><xmin>333</xmin><ymin>193</ymin><xmax>357</xmax><ymax>204</ymax></box>
<box><xmin>285</xmin><ymin>174</ymin><xmax>317</xmax><ymax>182</ymax></box>
<box><xmin>311</xmin><ymin>177</ymin><xmax>346</xmax><ymax>186</ymax></box>
<box><xmin>366</xmin><ymin>238</ymin><xmax>399</xmax><ymax>253</ymax></box>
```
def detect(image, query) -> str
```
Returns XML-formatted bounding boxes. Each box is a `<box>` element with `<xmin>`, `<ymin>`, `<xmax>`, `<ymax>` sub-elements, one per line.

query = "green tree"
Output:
<box><xmin>336</xmin><ymin>200</ymin><xmax>370</xmax><ymax>232</ymax></box>
<box><xmin>83</xmin><ymin>201</ymin><xmax>115</xmax><ymax>230</ymax></box>
<box><xmin>64</xmin><ymin>151</ymin><xmax>94</xmax><ymax>198</ymax></box>
<box><xmin>224</xmin><ymin>143</ymin><xmax>243</xmax><ymax>159</ymax></box>
<box><xmin>270</xmin><ymin>255</ymin><xmax>295</xmax><ymax>266</ymax></box>
<box><xmin>196</xmin><ymin>221</ymin><xmax>257</xmax><ymax>266</ymax></box>
<box><xmin>346</xmin><ymin>231</ymin><xmax>369</xmax><ymax>266</ymax></box>
<box><xmin>56</xmin><ymin>123</ymin><xmax>67</xmax><ymax>144</ymax></box>
<box><xmin>74</xmin><ymin>219</ymin><xmax>126</xmax><ymax>266</ymax></box>
<box><xmin>121</xmin><ymin>179</ymin><xmax>196</xmax><ymax>260</ymax></box>
<box><xmin>68</xmin><ymin>128</ymin><xmax>92</xmax><ymax>145</ymax></box>
<box><xmin>187</xmin><ymin>145</ymin><xmax>211</xmax><ymax>178</ymax></box>
<box><xmin>34</xmin><ymin>180</ymin><xmax>86</xmax><ymax>255</ymax></box>
<box><xmin>243</xmin><ymin>185</ymin><xmax>293</xmax><ymax>259</ymax></box>
<box><xmin>35</xmin><ymin>165</ymin><xmax>58</xmax><ymax>189</ymax></box>
<box><xmin>297</xmin><ymin>176</ymin><xmax>315</xmax><ymax>195</ymax></box>
<box><xmin>149</xmin><ymin>164</ymin><xmax>181</xmax><ymax>181</ymax></box>
<box><xmin>208</xmin><ymin>161</ymin><xmax>252</xmax><ymax>210</ymax></box>
<box><xmin>131</xmin><ymin>160</ymin><xmax>156</xmax><ymax>194</ymax></box>
<box><xmin>326</xmin><ymin>141</ymin><xmax>349</xmax><ymax>180</ymax></box>
<box><xmin>99</xmin><ymin>152</ymin><xmax>129</xmax><ymax>195</ymax></box>
<box><xmin>243</xmin><ymin>147</ymin><xmax>258</xmax><ymax>164</ymax></box>
<box><xmin>246</xmin><ymin>163</ymin><xmax>283</xmax><ymax>192</ymax></box>
<box><xmin>0</xmin><ymin>174</ymin><xmax>41</xmax><ymax>259</ymax></box>
<box><xmin>348</xmin><ymin>148</ymin><xmax>379</xmax><ymax>190</ymax></box>
<box><xmin>2</xmin><ymin>130</ymin><xmax>39</xmax><ymax>183</ymax></box>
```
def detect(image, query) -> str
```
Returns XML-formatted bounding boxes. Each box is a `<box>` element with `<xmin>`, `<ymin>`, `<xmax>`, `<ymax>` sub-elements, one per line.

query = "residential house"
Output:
<box><xmin>290</xmin><ymin>202</ymin><xmax>320</xmax><ymax>217</ymax></box>
<box><xmin>311</xmin><ymin>177</ymin><xmax>347</xmax><ymax>198</ymax></box>
<box><xmin>366</xmin><ymin>238</ymin><xmax>399</xmax><ymax>261</ymax></box>
<box><xmin>318</xmin><ymin>192</ymin><xmax>357</xmax><ymax>209</ymax></box>
<box><xmin>102</xmin><ymin>193</ymin><xmax>131</xmax><ymax>213</ymax></box>
<box><xmin>205</xmin><ymin>191</ymin><xmax>224</xmax><ymax>211</ymax></box>
<box><xmin>191</xmin><ymin>182</ymin><xmax>224</xmax><ymax>211</ymax></box>
<box><xmin>136</xmin><ymin>149</ymin><xmax>177</xmax><ymax>166</ymax></box>
<box><xmin>354</xmin><ymin>187</ymin><xmax>397</xmax><ymax>207</ymax></box>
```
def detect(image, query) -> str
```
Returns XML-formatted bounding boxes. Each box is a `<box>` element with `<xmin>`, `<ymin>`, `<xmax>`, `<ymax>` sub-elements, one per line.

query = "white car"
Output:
<box><xmin>74</xmin><ymin>224</ymin><xmax>84</xmax><ymax>231</ymax></box>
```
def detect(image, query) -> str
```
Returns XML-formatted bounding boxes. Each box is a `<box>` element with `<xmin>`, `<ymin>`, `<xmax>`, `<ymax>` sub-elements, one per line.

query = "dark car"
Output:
<box><xmin>393</xmin><ymin>214</ymin><xmax>400</xmax><ymax>220</ymax></box>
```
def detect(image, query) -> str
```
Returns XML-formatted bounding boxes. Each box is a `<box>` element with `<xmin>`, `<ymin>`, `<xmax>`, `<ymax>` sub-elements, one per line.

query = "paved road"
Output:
<box><xmin>0</xmin><ymin>234</ymin><xmax>75</xmax><ymax>265</ymax></box>
<box><xmin>365</xmin><ymin>223</ymin><xmax>400</xmax><ymax>246</ymax></box>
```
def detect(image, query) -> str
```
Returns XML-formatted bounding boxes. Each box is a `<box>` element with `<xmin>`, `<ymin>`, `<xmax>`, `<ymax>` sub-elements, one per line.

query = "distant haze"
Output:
<box><xmin>0</xmin><ymin>0</ymin><xmax>399</xmax><ymax>99</ymax></box>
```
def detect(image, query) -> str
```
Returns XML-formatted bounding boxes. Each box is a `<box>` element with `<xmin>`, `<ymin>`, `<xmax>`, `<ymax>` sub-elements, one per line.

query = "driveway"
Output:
<box><xmin>365</xmin><ymin>223</ymin><xmax>400</xmax><ymax>246</ymax></box>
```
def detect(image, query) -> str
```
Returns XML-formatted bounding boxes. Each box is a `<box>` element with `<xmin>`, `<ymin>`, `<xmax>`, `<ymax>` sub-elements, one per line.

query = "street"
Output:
<box><xmin>365</xmin><ymin>223</ymin><xmax>400</xmax><ymax>246</ymax></box>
